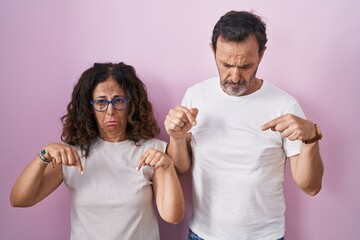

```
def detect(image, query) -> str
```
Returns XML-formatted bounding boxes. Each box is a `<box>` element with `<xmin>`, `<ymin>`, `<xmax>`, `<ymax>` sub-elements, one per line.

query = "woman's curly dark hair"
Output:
<box><xmin>61</xmin><ymin>62</ymin><xmax>160</xmax><ymax>157</ymax></box>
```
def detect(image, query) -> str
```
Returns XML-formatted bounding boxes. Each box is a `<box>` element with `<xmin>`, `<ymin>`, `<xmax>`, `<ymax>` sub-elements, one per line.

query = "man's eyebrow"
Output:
<box><xmin>220</xmin><ymin>61</ymin><xmax>234</xmax><ymax>67</ymax></box>
<box><xmin>221</xmin><ymin>61</ymin><xmax>253</xmax><ymax>68</ymax></box>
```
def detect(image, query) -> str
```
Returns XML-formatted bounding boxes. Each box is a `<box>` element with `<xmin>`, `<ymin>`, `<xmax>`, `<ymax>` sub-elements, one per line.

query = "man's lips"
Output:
<box><xmin>229</xmin><ymin>84</ymin><xmax>240</xmax><ymax>88</ymax></box>
<box><xmin>226</xmin><ymin>83</ymin><xmax>241</xmax><ymax>89</ymax></box>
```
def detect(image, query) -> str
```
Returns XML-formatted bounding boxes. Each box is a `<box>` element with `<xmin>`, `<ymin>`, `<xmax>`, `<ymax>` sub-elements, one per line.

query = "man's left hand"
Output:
<box><xmin>261</xmin><ymin>114</ymin><xmax>316</xmax><ymax>142</ymax></box>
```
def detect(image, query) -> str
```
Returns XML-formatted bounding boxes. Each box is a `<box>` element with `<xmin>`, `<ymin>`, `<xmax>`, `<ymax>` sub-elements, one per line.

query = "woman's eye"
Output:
<box><xmin>96</xmin><ymin>100</ymin><xmax>106</xmax><ymax>105</ymax></box>
<box><xmin>114</xmin><ymin>98</ymin><xmax>124</xmax><ymax>104</ymax></box>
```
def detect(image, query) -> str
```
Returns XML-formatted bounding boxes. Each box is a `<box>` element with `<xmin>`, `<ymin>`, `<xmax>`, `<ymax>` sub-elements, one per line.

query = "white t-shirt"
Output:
<box><xmin>182</xmin><ymin>77</ymin><xmax>305</xmax><ymax>240</ymax></box>
<box><xmin>62</xmin><ymin>138</ymin><xmax>167</xmax><ymax>240</ymax></box>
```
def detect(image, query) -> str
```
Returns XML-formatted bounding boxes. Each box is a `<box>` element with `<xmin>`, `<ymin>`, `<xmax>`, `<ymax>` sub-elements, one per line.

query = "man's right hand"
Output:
<box><xmin>164</xmin><ymin>106</ymin><xmax>198</xmax><ymax>139</ymax></box>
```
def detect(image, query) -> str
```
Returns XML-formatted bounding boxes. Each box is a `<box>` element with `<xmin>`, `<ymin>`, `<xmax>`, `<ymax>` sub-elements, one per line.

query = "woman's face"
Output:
<box><xmin>91</xmin><ymin>77</ymin><xmax>129</xmax><ymax>142</ymax></box>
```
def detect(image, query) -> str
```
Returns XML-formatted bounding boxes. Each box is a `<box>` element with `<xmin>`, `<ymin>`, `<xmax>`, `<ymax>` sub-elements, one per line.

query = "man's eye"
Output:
<box><xmin>242</xmin><ymin>65</ymin><xmax>252</xmax><ymax>70</ymax></box>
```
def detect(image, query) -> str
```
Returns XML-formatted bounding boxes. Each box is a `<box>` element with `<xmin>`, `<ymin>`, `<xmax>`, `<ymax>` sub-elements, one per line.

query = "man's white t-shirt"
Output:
<box><xmin>182</xmin><ymin>77</ymin><xmax>305</xmax><ymax>240</ymax></box>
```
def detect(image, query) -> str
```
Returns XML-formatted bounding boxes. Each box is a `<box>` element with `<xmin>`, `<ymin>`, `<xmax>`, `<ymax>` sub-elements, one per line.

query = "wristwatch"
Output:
<box><xmin>302</xmin><ymin>124</ymin><xmax>322</xmax><ymax>144</ymax></box>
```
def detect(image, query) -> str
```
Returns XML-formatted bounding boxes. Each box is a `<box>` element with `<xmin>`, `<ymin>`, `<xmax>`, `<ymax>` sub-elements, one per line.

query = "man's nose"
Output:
<box><xmin>230</xmin><ymin>67</ymin><xmax>241</xmax><ymax>83</ymax></box>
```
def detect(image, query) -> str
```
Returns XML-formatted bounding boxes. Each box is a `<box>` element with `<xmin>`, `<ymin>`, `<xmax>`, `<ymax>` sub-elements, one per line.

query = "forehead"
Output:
<box><xmin>92</xmin><ymin>78</ymin><xmax>125</xmax><ymax>97</ymax></box>
<box><xmin>216</xmin><ymin>35</ymin><xmax>260</xmax><ymax>62</ymax></box>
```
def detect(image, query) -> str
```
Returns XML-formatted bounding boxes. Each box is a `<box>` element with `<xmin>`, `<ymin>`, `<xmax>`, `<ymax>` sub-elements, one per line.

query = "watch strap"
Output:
<box><xmin>302</xmin><ymin>124</ymin><xmax>322</xmax><ymax>144</ymax></box>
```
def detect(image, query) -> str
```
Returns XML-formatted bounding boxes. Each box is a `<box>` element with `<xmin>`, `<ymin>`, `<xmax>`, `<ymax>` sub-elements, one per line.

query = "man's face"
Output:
<box><xmin>212</xmin><ymin>35</ymin><xmax>265</xmax><ymax>96</ymax></box>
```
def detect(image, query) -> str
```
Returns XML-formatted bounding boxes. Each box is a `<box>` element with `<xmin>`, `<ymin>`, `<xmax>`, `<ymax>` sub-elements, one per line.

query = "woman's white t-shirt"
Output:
<box><xmin>63</xmin><ymin>138</ymin><xmax>166</xmax><ymax>240</ymax></box>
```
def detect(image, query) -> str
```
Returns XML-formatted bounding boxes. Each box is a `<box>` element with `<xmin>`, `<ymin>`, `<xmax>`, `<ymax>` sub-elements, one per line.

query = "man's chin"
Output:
<box><xmin>222</xmin><ymin>86</ymin><xmax>248</xmax><ymax>96</ymax></box>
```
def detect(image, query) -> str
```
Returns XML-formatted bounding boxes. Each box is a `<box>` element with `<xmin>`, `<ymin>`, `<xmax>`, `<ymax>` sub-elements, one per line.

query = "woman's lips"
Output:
<box><xmin>106</xmin><ymin>121</ymin><xmax>118</xmax><ymax>126</ymax></box>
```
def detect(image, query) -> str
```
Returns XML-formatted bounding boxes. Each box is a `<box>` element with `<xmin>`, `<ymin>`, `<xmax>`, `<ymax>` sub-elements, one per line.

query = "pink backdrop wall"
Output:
<box><xmin>1</xmin><ymin>1</ymin><xmax>359</xmax><ymax>239</ymax></box>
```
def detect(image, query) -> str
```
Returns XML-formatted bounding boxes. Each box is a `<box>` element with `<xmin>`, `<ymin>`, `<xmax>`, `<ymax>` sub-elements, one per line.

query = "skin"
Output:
<box><xmin>214</xmin><ymin>35</ymin><xmax>265</xmax><ymax>97</ymax></box>
<box><xmin>10</xmin><ymin>78</ymin><xmax>184</xmax><ymax>224</ymax></box>
<box><xmin>165</xmin><ymin>35</ymin><xmax>323</xmax><ymax>196</ymax></box>
<box><xmin>92</xmin><ymin>78</ymin><xmax>129</xmax><ymax>142</ymax></box>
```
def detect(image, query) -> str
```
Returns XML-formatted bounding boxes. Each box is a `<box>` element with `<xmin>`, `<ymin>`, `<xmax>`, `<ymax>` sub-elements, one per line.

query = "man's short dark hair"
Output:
<box><xmin>211</xmin><ymin>10</ymin><xmax>267</xmax><ymax>54</ymax></box>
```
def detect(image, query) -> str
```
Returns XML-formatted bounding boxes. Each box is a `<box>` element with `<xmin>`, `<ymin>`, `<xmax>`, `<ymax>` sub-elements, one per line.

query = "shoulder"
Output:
<box><xmin>186</xmin><ymin>76</ymin><xmax>218</xmax><ymax>92</ymax></box>
<box><xmin>261</xmin><ymin>81</ymin><xmax>305</xmax><ymax>116</ymax></box>
<box><xmin>183</xmin><ymin>77</ymin><xmax>219</xmax><ymax>104</ymax></box>
<box><xmin>262</xmin><ymin>81</ymin><xmax>299</xmax><ymax>104</ymax></box>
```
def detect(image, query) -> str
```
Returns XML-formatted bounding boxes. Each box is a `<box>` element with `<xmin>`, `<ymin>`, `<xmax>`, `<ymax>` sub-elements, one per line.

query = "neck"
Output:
<box><xmin>99</xmin><ymin>132</ymin><xmax>127</xmax><ymax>142</ymax></box>
<box><xmin>243</xmin><ymin>78</ymin><xmax>263</xmax><ymax>96</ymax></box>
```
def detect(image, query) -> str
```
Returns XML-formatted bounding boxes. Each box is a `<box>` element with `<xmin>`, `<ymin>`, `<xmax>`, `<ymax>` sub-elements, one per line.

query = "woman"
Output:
<box><xmin>10</xmin><ymin>62</ymin><xmax>184</xmax><ymax>239</ymax></box>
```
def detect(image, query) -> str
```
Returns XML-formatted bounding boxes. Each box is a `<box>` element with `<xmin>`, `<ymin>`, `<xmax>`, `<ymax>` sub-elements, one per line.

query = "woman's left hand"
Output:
<box><xmin>136</xmin><ymin>148</ymin><xmax>173</xmax><ymax>171</ymax></box>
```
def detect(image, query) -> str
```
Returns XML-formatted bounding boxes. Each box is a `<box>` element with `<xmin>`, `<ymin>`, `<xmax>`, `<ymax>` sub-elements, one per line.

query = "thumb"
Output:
<box><xmin>75</xmin><ymin>156</ymin><xmax>83</xmax><ymax>175</ymax></box>
<box><xmin>189</xmin><ymin>108</ymin><xmax>199</xmax><ymax>125</ymax></box>
<box><xmin>190</xmin><ymin>108</ymin><xmax>199</xmax><ymax>116</ymax></box>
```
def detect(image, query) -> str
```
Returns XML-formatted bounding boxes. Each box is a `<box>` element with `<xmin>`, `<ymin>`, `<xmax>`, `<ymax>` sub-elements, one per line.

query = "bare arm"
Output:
<box><xmin>137</xmin><ymin>149</ymin><xmax>185</xmax><ymax>224</ymax></box>
<box><xmin>164</xmin><ymin>106</ymin><xmax>198</xmax><ymax>174</ymax></box>
<box><xmin>262</xmin><ymin>114</ymin><xmax>324</xmax><ymax>195</ymax></box>
<box><xmin>288</xmin><ymin>142</ymin><xmax>323</xmax><ymax>195</ymax></box>
<box><xmin>167</xmin><ymin>133</ymin><xmax>193</xmax><ymax>174</ymax></box>
<box><xmin>10</xmin><ymin>156</ymin><xmax>63</xmax><ymax>207</ymax></box>
<box><xmin>10</xmin><ymin>142</ymin><xmax>83</xmax><ymax>207</ymax></box>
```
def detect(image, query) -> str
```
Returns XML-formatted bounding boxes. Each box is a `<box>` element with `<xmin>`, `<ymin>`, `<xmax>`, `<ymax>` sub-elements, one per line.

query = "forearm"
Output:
<box><xmin>10</xmin><ymin>157</ymin><xmax>62</xmax><ymax>207</ymax></box>
<box><xmin>11</xmin><ymin>157</ymin><xmax>48</xmax><ymax>206</ymax></box>
<box><xmin>154</xmin><ymin>164</ymin><xmax>185</xmax><ymax>224</ymax></box>
<box><xmin>167</xmin><ymin>135</ymin><xmax>192</xmax><ymax>174</ymax></box>
<box><xmin>291</xmin><ymin>142</ymin><xmax>324</xmax><ymax>196</ymax></box>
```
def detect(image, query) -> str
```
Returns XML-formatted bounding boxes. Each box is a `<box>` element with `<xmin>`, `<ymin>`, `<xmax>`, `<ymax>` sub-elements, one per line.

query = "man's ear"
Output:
<box><xmin>259</xmin><ymin>47</ymin><xmax>267</xmax><ymax>63</ymax></box>
<box><xmin>209</xmin><ymin>43</ymin><xmax>216</xmax><ymax>57</ymax></box>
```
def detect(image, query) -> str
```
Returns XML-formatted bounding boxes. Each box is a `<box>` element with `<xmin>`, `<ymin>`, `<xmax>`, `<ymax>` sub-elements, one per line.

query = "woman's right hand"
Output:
<box><xmin>45</xmin><ymin>143</ymin><xmax>83</xmax><ymax>174</ymax></box>
<box><xmin>10</xmin><ymin>142</ymin><xmax>82</xmax><ymax>207</ymax></box>
<box><xmin>136</xmin><ymin>148</ymin><xmax>174</xmax><ymax>171</ymax></box>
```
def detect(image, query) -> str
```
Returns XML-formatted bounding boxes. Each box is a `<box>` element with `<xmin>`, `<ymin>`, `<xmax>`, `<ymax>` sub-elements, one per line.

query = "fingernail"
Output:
<box><xmin>80</xmin><ymin>171</ymin><xmax>84</xmax><ymax>175</ymax></box>
<box><xmin>135</xmin><ymin>167</ymin><xmax>139</xmax><ymax>171</ymax></box>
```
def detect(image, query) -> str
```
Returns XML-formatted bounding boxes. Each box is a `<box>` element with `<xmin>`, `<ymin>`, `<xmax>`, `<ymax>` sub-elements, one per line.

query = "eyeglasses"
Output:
<box><xmin>90</xmin><ymin>97</ymin><xmax>129</xmax><ymax>112</ymax></box>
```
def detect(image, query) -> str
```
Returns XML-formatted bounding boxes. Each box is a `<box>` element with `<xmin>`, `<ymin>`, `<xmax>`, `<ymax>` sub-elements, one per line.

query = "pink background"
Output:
<box><xmin>1</xmin><ymin>1</ymin><xmax>359</xmax><ymax>239</ymax></box>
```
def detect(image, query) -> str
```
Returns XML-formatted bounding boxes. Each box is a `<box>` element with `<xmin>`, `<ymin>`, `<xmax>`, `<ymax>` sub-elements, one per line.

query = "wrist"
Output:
<box><xmin>169</xmin><ymin>135</ymin><xmax>188</xmax><ymax>143</ymax></box>
<box><xmin>302</xmin><ymin>124</ymin><xmax>322</xmax><ymax>144</ymax></box>
<box><xmin>39</xmin><ymin>148</ymin><xmax>52</xmax><ymax>164</ymax></box>
<box><xmin>164</xmin><ymin>159</ymin><xmax>175</xmax><ymax>170</ymax></box>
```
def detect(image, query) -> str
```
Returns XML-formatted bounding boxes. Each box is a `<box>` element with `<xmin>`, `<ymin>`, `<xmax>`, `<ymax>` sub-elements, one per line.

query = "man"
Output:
<box><xmin>164</xmin><ymin>10</ymin><xmax>324</xmax><ymax>240</ymax></box>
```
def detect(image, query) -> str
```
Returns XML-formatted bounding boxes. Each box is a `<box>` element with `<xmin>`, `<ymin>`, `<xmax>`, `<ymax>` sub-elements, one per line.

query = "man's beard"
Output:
<box><xmin>221</xmin><ymin>68</ymin><xmax>257</xmax><ymax>96</ymax></box>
